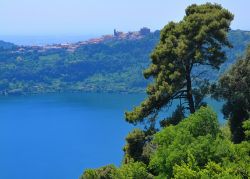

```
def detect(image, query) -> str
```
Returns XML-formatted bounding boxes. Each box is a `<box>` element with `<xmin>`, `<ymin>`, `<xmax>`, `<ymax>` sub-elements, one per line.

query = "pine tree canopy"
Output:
<box><xmin>125</xmin><ymin>3</ymin><xmax>234</xmax><ymax>124</ymax></box>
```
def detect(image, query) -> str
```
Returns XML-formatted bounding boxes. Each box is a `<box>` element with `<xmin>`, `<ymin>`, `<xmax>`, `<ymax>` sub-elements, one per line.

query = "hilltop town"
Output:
<box><xmin>15</xmin><ymin>27</ymin><xmax>152</xmax><ymax>53</ymax></box>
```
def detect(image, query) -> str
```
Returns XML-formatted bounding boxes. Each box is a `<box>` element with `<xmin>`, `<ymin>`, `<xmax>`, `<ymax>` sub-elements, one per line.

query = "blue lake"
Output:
<box><xmin>0</xmin><ymin>93</ymin><xmax>223</xmax><ymax>179</ymax></box>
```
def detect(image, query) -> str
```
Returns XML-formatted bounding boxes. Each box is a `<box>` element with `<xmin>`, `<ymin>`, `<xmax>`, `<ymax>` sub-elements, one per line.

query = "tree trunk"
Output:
<box><xmin>186</xmin><ymin>72</ymin><xmax>195</xmax><ymax>114</ymax></box>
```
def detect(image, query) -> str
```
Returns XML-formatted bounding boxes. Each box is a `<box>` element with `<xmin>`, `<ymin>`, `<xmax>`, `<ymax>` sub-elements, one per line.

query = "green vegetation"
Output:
<box><xmin>213</xmin><ymin>45</ymin><xmax>250</xmax><ymax>143</ymax></box>
<box><xmin>0</xmin><ymin>3</ymin><xmax>249</xmax><ymax>178</ymax></box>
<box><xmin>80</xmin><ymin>3</ymin><xmax>250</xmax><ymax>179</ymax></box>
<box><xmin>0</xmin><ymin>32</ymin><xmax>159</xmax><ymax>95</ymax></box>
<box><xmin>81</xmin><ymin>163</ymin><xmax>152</xmax><ymax>179</ymax></box>
<box><xmin>0</xmin><ymin>30</ymin><xmax>250</xmax><ymax>95</ymax></box>
<box><xmin>125</xmin><ymin>3</ymin><xmax>233</xmax><ymax>125</ymax></box>
<box><xmin>149</xmin><ymin>107</ymin><xmax>249</xmax><ymax>178</ymax></box>
<box><xmin>80</xmin><ymin>107</ymin><xmax>250</xmax><ymax>179</ymax></box>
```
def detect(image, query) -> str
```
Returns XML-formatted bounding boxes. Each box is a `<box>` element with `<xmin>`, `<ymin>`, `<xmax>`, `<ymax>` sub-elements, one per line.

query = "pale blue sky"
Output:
<box><xmin>0</xmin><ymin>0</ymin><xmax>249</xmax><ymax>36</ymax></box>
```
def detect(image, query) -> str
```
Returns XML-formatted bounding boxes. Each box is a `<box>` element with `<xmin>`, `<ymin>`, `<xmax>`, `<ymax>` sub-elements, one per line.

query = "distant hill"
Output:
<box><xmin>223</xmin><ymin>30</ymin><xmax>250</xmax><ymax>66</ymax></box>
<box><xmin>0</xmin><ymin>40</ymin><xmax>16</xmax><ymax>50</ymax></box>
<box><xmin>0</xmin><ymin>30</ymin><xmax>249</xmax><ymax>95</ymax></box>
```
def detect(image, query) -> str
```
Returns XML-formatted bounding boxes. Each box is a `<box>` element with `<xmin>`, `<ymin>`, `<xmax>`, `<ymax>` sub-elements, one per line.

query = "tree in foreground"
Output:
<box><xmin>79</xmin><ymin>3</ymin><xmax>250</xmax><ymax>179</ymax></box>
<box><xmin>125</xmin><ymin>3</ymin><xmax>234</xmax><ymax>126</ymax></box>
<box><xmin>213</xmin><ymin>45</ymin><xmax>250</xmax><ymax>143</ymax></box>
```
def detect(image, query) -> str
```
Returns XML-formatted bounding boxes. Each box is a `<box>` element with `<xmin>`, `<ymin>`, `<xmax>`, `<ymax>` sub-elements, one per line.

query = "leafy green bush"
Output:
<box><xmin>149</xmin><ymin>107</ymin><xmax>250</xmax><ymax>178</ymax></box>
<box><xmin>80</xmin><ymin>107</ymin><xmax>250</xmax><ymax>179</ymax></box>
<box><xmin>80</xmin><ymin>165</ymin><xmax>118</xmax><ymax>179</ymax></box>
<box><xmin>80</xmin><ymin>162</ymin><xmax>152</xmax><ymax>179</ymax></box>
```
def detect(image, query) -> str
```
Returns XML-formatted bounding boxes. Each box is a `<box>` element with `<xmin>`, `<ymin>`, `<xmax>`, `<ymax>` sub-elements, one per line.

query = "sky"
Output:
<box><xmin>0</xmin><ymin>0</ymin><xmax>250</xmax><ymax>36</ymax></box>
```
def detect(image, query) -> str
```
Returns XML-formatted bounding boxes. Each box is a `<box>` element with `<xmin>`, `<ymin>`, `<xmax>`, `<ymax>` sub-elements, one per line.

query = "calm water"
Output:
<box><xmin>0</xmin><ymin>93</ymin><xmax>223</xmax><ymax>179</ymax></box>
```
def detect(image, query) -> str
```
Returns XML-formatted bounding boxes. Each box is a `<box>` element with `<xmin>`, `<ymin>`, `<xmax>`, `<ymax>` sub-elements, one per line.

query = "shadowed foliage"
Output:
<box><xmin>213</xmin><ymin>45</ymin><xmax>250</xmax><ymax>143</ymax></box>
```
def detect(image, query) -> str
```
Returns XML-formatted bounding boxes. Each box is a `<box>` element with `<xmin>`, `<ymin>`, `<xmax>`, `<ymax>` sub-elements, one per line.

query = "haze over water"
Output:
<box><xmin>0</xmin><ymin>35</ymin><xmax>98</xmax><ymax>46</ymax></box>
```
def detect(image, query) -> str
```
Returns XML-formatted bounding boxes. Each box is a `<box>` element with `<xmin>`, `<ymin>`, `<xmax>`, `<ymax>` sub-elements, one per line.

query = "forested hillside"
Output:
<box><xmin>0</xmin><ymin>30</ymin><xmax>250</xmax><ymax>95</ymax></box>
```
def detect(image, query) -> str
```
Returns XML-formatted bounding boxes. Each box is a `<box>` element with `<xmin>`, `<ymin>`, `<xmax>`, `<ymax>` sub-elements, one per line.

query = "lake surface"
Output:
<box><xmin>0</xmin><ymin>93</ymin><xmax>223</xmax><ymax>179</ymax></box>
